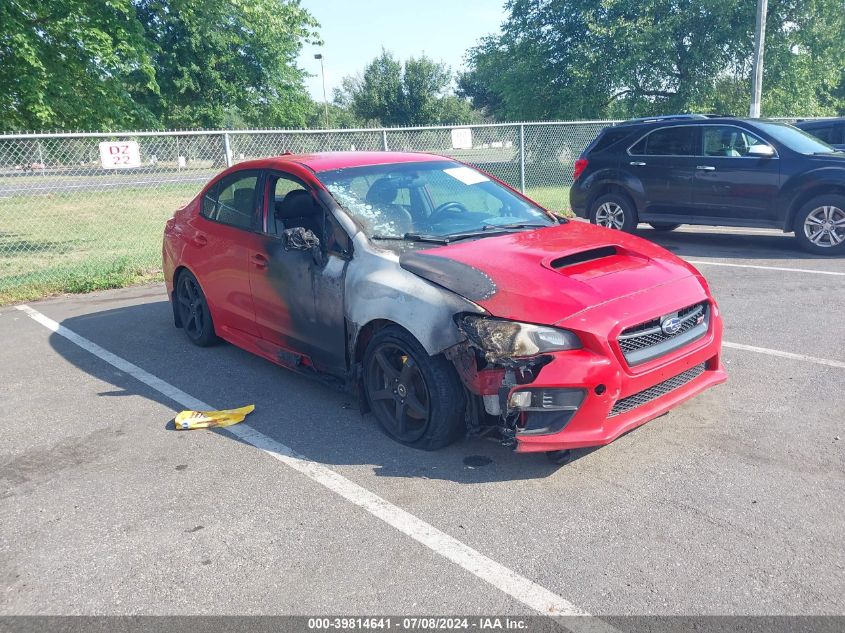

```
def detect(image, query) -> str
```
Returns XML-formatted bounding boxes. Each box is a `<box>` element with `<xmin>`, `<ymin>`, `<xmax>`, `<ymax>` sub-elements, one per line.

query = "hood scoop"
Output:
<box><xmin>547</xmin><ymin>245</ymin><xmax>650</xmax><ymax>280</ymax></box>
<box><xmin>551</xmin><ymin>246</ymin><xmax>618</xmax><ymax>269</ymax></box>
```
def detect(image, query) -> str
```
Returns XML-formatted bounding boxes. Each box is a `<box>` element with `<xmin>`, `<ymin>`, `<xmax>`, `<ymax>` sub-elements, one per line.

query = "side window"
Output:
<box><xmin>630</xmin><ymin>127</ymin><xmax>696</xmax><ymax>156</ymax></box>
<box><xmin>201</xmin><ymin>182</ymin><xmax>219</xmax><ymax>218</ymax></box>
<box><xmin>204</xmin><ymin>170</ymin><xmax>259</xmax><ymax>230</ymax></box>
<box><xmin>808</xmin><ymin>125</ymin><xmax>834</xmax><ymax>144</ymax></box>
<box><xmin>325</xmin><ymin>212</ymin><xmax>352</xmax><ymax>257</ymax></box>
<box><xmin>270</xmin><ymin>173</ymin><xmax>309</xmax><ymax>235</ymax></box>
<box><xmin>702</xmin><ymin>126</ymin><xmax>768</xmax><ymax>157</ymax></box>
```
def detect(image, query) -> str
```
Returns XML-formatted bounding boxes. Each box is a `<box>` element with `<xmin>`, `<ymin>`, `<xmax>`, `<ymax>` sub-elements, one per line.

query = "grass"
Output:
<box><xmin>526</xmin><ymin>185</ymin><xmax>573</xmax><ymax>216</ymax></box>
<box><xmin>0</xmin><ymin>184</ymin><xmax>198</xmax><ymax>304</ymax></box>
<box><xmin>0</xmin><ymin>182</ymin><xmax>574</xmax><ymax>305</ymax></box>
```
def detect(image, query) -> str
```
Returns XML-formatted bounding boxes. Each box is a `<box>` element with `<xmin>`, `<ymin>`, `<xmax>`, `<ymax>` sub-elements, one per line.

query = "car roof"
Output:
<box><xmin>794</xmin><ymin>117</ymin><xmax>845</xmax><ymax>127</ymax></box>
<box><xmin>231</xmin><ymin>151</ymin><xmax>448</xmax><ymax>173</ymax></box>
<box><xmin>611</xmin><ymin>116</ymin><xmax>799</xmax><ymax>132</ymax></box>
<box><xmin>617</xmin><ymin>114</ymin><xmax>718</xmax><ymax>125</ymax></box>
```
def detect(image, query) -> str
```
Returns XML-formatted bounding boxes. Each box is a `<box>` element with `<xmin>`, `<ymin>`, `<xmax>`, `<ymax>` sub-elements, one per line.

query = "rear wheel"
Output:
<box><xmin>649</xmin><ymin>222</ymin><xmax>681</xmax><ymax>232</ymax></box>
<box><xmin>363</xmin><ymin>326</ymin><xmax>465</xmax><ymax>450</ymax></box>
<box><xmin>175</xmin><ymin>270</ymin><xmax>218</xmax><ymax>347</ymax></box>
<box><xmin>590</xmin><ymin>193</ymin><xmax>638</xmax><ymax>233</ymax></box>
<box><xmin>793</xmin><ymin>194</ymin><xmax>845</xmax><ymax>255</ymax></box>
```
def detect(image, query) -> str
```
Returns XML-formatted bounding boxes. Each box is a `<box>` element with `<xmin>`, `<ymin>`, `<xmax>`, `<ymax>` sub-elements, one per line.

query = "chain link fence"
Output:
<box><xmin>0</xmin><ymin>118</ymin><xmax>808</xmax><ymax>302</ymax></box>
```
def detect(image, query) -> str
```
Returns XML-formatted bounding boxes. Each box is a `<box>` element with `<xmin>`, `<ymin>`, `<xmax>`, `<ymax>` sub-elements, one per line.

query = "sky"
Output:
<box><xmin>297</xmin><ymin>0</ymin><xmax>506</xmax><ymax>102</ymax></box>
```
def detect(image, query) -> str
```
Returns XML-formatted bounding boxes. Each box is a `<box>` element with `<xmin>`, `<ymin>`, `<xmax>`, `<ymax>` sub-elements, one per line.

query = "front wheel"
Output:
<box><xmin>589</xmin><ymin>193</ymin><xmax>638</xmax><ymax>232</ymax></box>
<box><xmin>363</xmin><ymin>326</ymin><xmax>465</xmax><ymax>450</ymax></box>
<box><xmin>793</xmin><ymin>195</ymin><xmax>845</xmax><ymax>255</ymax></box>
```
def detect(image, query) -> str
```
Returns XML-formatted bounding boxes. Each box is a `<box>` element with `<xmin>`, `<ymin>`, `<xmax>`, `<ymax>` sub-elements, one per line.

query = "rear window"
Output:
<box><xmin>587</xmin><ymin>127</ymin><xmax>631</xmax><ymax>154</ymax></box>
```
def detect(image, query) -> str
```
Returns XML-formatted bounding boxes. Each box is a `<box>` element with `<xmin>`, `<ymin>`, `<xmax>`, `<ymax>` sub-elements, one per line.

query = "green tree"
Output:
<box><xmin>134</xmin><ymin>0</ymin><xmax>319</xmax><ymax>129</ymax></box>
<box><xmin>337</xmin><ymin>50</ymin><xmax>482</xmax><ymax>126</ymax></box>
<box><xmin>306</xmin><ymin>100</ymin><xmax>365</xmax><ymax>129</ymax></box>
<box><xmin>0</xmin><ymin>0</ymin><xmax>158</xmax><ymax>131</ymax></box>
<box><xmin>460</xmin><ymin>0</ymin><xmax>845</xmax><ymax>120</ymax></box>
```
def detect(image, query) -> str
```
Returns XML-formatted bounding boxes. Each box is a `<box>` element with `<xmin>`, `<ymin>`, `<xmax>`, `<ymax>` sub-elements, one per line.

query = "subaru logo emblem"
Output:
<box><xmin>661</xmin><ymin>316</ymin><xmax>682</xmax><ymax>335</ymax></box>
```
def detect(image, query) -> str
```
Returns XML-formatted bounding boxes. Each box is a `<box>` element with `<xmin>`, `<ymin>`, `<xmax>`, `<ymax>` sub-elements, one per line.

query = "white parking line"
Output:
<box><xmin>723</xmin><ymin>341</ymin><xmax>845</xmax><ymax>369</ymax></box>
<box><xmin>15</xmin><ymin>304</ymin><xmax>612</xmax><ymax>627</ymax></box>
<box><xmin>686</xmin><ymin>260</ymin><xmax>845</xmax><ymax>276</ymax></box>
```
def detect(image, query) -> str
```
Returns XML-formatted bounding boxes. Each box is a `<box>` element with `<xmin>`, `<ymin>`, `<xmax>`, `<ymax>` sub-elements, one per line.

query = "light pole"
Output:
<box><xmin>749</xmin><ymin>0</ymin><xmax>768</xmax><ymax>118</ymax></box>
<box><xmin>314</xmin><ymin>53</ymin><xmax>330</xmax><ymax>129</ymax></box>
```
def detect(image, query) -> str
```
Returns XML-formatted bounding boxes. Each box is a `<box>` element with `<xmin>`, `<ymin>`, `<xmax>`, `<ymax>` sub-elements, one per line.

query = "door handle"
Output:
<box><xmin>696</xmin><ymin>165</ymin><xmax>716</xmax><ymax>171</ymax></box>
<box><xmin>250</xmin><ymin>253</ymin><xmax>268</xmax><ymax>270</ymax></box>
<box><xmin>192</xmin><ymin>234</ymin><xmax>208</xmax><ymax>247</ymax></box>
<box><xmin>629</xmin><ymin>161</ymin><xmax>647</xmax><ymax>166</ymax></box>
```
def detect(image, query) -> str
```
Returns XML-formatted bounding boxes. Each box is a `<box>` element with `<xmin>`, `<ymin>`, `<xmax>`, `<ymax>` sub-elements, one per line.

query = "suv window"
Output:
<box><xmin>805</xmin><ymin>125</ymin><xmax>836</xmax><ymax>144</ymax></box>
<box><xmin>202</xmin><ymin>170</ymin><xmax>259</xmax><ymax>230</ymax></box>
<box><xmin>629</xmin><ymin>127</ymin><xmax>696</xmax><ymax>156</ymax></box>
<box><xmin>589</xmin><ymin>127</ymin><xmax>631</xmax><ymax>153</ymax></box>
<box><xmin>701</xmin><ymin>126</ymin><xmax>769</xmax><ymax>157</ymax></box>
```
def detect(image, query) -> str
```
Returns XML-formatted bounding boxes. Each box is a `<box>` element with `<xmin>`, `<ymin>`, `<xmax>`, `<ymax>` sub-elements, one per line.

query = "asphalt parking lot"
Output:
<box><xmin>1</xmin><ymin>226</ymin><xmax>843</xmax><ymax>618</ymax></box>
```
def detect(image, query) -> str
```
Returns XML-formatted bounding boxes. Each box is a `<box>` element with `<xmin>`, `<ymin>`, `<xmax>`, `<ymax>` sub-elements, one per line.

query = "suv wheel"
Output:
<box><xmin>590</xmin><ymin>193</ymin><xmax>638</xmax><ymax>232</ymax></box>
<box><xmin>793</xmin><ymin>195</ymin><xmax>845</xmax><ymax>255</ymax></box>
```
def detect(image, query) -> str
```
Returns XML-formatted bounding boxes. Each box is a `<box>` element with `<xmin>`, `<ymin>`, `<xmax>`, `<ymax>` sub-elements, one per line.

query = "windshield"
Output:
<box><xmin>754</xmin><ymin>121</ymin><xmax>836</xmax><ymax>154</ymax></box>
<box><xmin>316</xmin><ymin>160</ymin><xmax>556</xmax><ymax>240</ymax></box>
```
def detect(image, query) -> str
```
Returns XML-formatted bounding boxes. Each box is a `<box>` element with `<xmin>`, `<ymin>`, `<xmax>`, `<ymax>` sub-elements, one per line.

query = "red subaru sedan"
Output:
<box><xmin>163</xmin><ymin>152</ymin><xmax>726</xmax><ymax>459</ymax></box>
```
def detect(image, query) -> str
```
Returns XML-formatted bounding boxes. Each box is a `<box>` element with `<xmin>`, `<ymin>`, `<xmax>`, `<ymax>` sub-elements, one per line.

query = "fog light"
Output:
<box><xmin>509</xmin><ymin>391</ymin><xmax>533</xmax><ymax>409</ymax></box>
<box><xmin>508</xmin><ymin>388</ymin><xmax>586</xmax><ymax>411</ymax></box>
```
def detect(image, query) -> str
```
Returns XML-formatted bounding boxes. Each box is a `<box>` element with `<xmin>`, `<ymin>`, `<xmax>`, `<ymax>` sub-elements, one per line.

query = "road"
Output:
<box><xmin>0</xmin><ymin>227</ymin><xmax>843</xmax><ymax>621</ymax></box>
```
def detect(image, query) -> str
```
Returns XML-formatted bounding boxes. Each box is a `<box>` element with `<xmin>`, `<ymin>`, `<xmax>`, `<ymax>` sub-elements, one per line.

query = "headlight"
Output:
<box><xmin>459</xmin><ymin>315</ymin><xmax>581</xmax><ymax>360</ymax></box>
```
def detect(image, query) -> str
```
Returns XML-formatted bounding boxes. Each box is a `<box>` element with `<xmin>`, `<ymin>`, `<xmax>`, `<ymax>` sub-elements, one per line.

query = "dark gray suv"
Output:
<box><xmin>570</xmin><ymin>115</ymin><xmax>845</xmax><ymax>255</ymax></box>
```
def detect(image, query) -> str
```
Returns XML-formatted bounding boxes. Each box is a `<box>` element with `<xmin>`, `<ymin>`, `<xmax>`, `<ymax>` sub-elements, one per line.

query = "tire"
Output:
<box><xmin>363</xmin><ymin>325</ymin><xmax>465</xmax><ymax>450</ymax></box>
<box><xmin>793</xmin><ymin>194</ymin><xmax>845</xmax><ymax>255</ymax></box>
<box><xmin>589</xmin><ymin>193</ymin><xmax>638</xmax><ymax>232</ymax></box>
<box><xmin>174</xmin><ymin>270</ymin><xmax>219</xmax><ymax>347</ymax></box>
<box><xmin>649</xmin><ymin>222</ymin><xmax>682</xmax><ymax>232</ymax></box>
<box><xmin>545</xmin><ymin>450</ymin><xmax>574</xmax><ymax>465</ymax></box>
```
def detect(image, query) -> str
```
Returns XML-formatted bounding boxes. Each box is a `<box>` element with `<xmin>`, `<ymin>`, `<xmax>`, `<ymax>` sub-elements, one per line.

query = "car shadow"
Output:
<box><xmin>47</xmin><ymin>299</ymin><xmax>609</xmax><ymax>484</ymax></box>
<box><xmin>633</xmin><ymin>226</ymin><xmax>841</xmax><ymax>260</ymax></box>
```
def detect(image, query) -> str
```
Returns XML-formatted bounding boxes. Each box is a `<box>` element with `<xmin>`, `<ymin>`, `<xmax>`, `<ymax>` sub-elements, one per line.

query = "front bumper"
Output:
<box><xmin>511</xmin><ymin>278</ymin><xmax>726</xmax><ymax>453</ymax></box>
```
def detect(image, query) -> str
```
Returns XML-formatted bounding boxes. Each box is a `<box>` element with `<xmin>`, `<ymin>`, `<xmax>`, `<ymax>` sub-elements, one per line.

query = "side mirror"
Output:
<box><xmin>747</xmin><ymin>144</ymin><xmax>776</xmax><ymax>157</ymax></box>
<box><xmin>282</xmin><ymin>227</ymin><xmax>323</xmax><ymax>265</ymax></box>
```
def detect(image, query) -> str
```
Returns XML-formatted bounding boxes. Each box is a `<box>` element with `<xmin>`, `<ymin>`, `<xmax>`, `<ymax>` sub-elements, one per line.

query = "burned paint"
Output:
<box><xmin>344</xmin><ymin>232</ymin><xmax>486</xmax><ymax>357</ymax></box>
<box><xmin>398</xmin><ymin>251</ymin><xmax>497</xmax><ymax>302</ymax></box>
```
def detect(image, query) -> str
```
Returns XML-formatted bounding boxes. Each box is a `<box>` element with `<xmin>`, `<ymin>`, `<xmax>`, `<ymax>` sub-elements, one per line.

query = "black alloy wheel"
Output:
<box><xmin>175</xmin><ymin>271</ymin><xmax>218</xmax><ymax>347</ymax></box>
<box><xmin>366</xmin><ymin>342</ymin><xmax>431</xmax><ymax>444</ymax></box>
<box><xmin>363</xmin><ymin>326</ymin><xmax>465</xmax><ymax>450</ymax></box>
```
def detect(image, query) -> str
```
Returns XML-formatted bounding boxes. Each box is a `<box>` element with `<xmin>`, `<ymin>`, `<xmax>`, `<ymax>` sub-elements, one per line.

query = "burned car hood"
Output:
<box><xmin>398</xmin><ymin>222</ymin><xmax>699</xmax><ymax>324</ymax></box>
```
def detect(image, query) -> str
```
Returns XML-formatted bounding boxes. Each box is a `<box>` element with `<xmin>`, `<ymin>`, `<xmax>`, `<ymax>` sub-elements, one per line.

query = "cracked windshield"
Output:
<box><xmin>318</xmin><ymin>160</ymin><xmax>557</xmax><ymax>240</ymax></box>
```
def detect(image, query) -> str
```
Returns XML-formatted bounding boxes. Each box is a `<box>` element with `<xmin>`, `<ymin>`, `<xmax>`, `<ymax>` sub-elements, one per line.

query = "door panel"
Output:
<box><xmin>627</xmin><ymin>126</ymin><xmax>697</xmax><ymax>218</ymax></box>
<box><xmin>185</xmin><ymin>171</ymin><xmax>261</xmax><ymax>337</ymax></box>
<box><xmin>248</xmin><ymin>170</ymin><xmax>349</xmax><ymax>375</ymax></box>
<box><xmin>692</xmin><ymin>126</ymin><xmax>781</xmax><ymax>222</ymax></box>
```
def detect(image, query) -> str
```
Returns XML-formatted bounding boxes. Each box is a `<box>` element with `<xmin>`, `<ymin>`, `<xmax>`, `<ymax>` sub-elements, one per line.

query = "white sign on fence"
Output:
<box><xmin>451</xmin><ymin>128</ymin><xmax>473</xmax><ymax>150</ymax></box>
<box><xmin>98</xmin><ymin>141</ymin><xmax>141</xmax><ymax>169</ymax></box>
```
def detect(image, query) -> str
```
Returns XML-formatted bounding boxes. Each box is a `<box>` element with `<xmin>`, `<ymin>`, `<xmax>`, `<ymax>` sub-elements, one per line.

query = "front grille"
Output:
<box><xmin>609</xmin><ymin>363</ymin><xmax>706</xmax><ymax>417</ymax></box>
<box><xmin>617</xmin><ymin>302</ymin><xmax>709</xmax><ymax>364</ymax></box>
